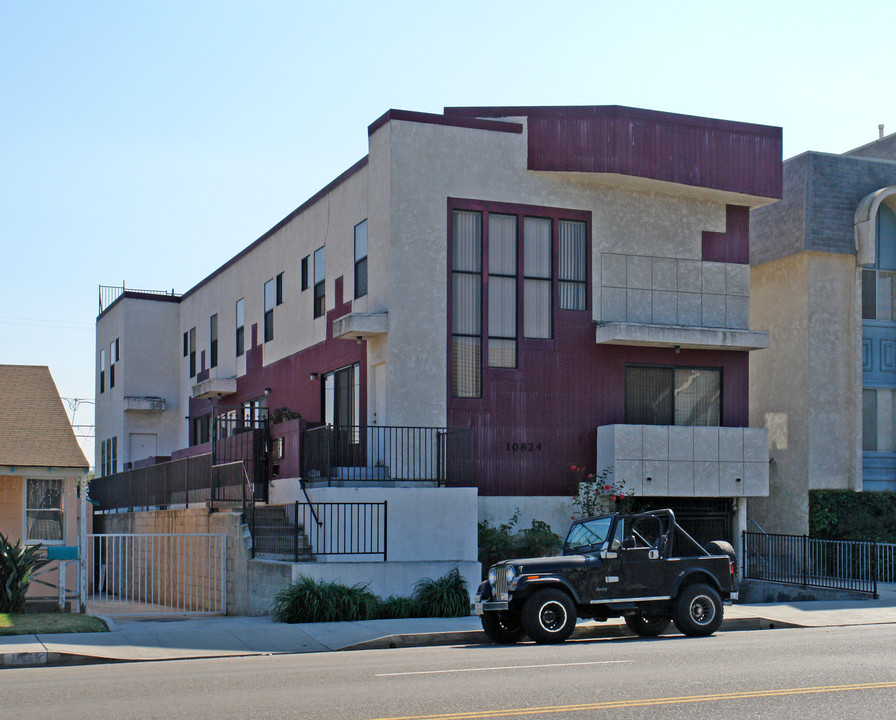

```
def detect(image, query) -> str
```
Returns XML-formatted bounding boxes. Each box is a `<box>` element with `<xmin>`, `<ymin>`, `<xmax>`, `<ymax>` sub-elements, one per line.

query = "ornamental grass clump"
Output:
<box><xmin>413</xmin><ymin>568</ymin><xmax>469</xmax><ymax>618</ymax></box>
<box><xmin>0</xmin><ymin>532</ymin><xmax>50</xmax><ymax>613</ymax></box>
<box><xmin>271</xmin><ymin>576</ymin><xmax>381</xmax><ymax>623</ymax></box>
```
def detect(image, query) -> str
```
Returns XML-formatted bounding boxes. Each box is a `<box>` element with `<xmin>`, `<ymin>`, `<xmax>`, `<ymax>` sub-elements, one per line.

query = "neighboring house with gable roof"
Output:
<box><xmin>0</xmin><ymin>364</ymin><xmax>89</xmax><ymax>599</ymax></box>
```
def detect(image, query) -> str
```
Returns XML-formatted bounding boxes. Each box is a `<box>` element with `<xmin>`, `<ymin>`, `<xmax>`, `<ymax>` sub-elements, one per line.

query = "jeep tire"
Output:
<box><xmin>705</xmin><ymin>540</ymin><xmax>737</xmax><ymax>574</ymax></box>
<box><xmin>624</xmin><ymin>613</ymin><xmax>671</xmax><ymax>637</ymax></box>
<box><xmin>481</xmin><ymin>611</ymin><xmax>525</xmax><ymax>644</ymax></box>
<box><xmin>672</xmin><ymin>583</ymin><xmax>723</xmax><ymax>637</ymax></box>
<box><xmin>521</xmin><ymin>588</ymin><xmax>577</xmax><ymax>644</ymax></box>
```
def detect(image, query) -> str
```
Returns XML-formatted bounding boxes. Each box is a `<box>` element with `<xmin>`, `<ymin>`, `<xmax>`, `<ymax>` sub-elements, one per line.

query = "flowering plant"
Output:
<box><xmin>569</xmin><ymin>465</ymin><xmax>634</xmax><ymax>519</ymax></box>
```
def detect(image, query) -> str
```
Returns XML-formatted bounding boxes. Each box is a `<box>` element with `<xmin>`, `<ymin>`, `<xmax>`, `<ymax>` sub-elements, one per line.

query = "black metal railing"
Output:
<box><xmin>91</xmin><ymin>455</ymin><xmax>252</xmax><ymax>513</ymax></box>
<box><xmin>302</xmin><ymin>425</ymin><xmax>473</xmax><ymax>486</ymax></box>
<box><xmin>98</xmin><ymin>283</ymin><xmax>180</xmax><ymax>314</ymax></box>
<box><xmin>250</xmin><ymin>501</ymin><xmax>387</xmax><ymax>561</ymax></box>
<box><xmin>743</xmin><ymin>531</ymin><xmax>878</xmax><ymax>596</ymax></box>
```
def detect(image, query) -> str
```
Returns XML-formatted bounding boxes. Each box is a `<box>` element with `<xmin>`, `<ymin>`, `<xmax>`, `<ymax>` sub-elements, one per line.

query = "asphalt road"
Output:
<box><xmin>4</xmin><ymin>624</ymin><xmax>896</xmax><ymax>719</ymax></box>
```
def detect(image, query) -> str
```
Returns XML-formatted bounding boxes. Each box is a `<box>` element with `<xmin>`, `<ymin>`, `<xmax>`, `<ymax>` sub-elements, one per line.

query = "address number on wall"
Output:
<box><xmin>505</xmin><ymin>442</ymin><xmax>543</xmax><ymax>452</ymax></box>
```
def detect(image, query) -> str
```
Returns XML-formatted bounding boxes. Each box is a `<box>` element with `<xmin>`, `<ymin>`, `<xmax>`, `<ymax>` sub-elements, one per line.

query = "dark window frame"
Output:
<box><xmin>624</xmin><ymin>364</ymin><xmax>723</xmax><ymax>427</ymax></box>
<box><xmin>236</xmin><ymin>298</ymin><xmax>245</xmax><ymax>357</ymax></box>
<box><xmin>210</xmin><ymin>314</ymin><xmax>218</xmax><ymax>368</ymax></box>
<box><xmin>301</xmin><ymin>256</ymin><xmax>309</xmax><ymax>291</ymax></box>
<box><xmin>188</xmin><ymin>327</ymin><xmax>196</xmax><ymax>378</ymax></box>
<box><xmin>264</xmin><ymin>278</ymin><xmax>275</xmax><ymax>343</ymax></box>
<box><xmin>354</xmin><ymin>219</ymin><xmax>368</xmax><ymax>299</ymax></box>
<box><xmin>313</xmin><ymin>246</ymin><xmax>326</xmax><ymax>319</ymax></box>
<box><xmin>276</xmin><ymin>272</ymin><xmax>284</xmax><ymax>306</ymax></box>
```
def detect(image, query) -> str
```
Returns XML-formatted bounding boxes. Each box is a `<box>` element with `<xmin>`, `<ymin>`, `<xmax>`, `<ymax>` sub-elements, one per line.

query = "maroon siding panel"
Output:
<box><xmin>445</xmin><ymin>105</ymin><xmax>782</xmax><ymax>199</ymax></box>
<box><xmin>702</xmin><ymin>205</ymin><xmax>750</xmax><ymax>264</ymax></box>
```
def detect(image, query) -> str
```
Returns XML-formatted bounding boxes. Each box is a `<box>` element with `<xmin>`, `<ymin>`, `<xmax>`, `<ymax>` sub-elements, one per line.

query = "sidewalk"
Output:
<box><xmin>3</xmin><ymin>595</ymin><xmax>896</xmax><ymax>669</ymax></box>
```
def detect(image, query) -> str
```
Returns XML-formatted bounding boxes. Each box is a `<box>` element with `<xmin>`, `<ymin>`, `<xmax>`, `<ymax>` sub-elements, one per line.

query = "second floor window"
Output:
<box><xmin>355</xmin><ymin>220</ymin><xmax>368</xmax><ymax>299</ymax></box>
<box><xmin>264</xmin><ymin>279</ymin><xmax>275</xmax><ymax>342</ymax></box>
<box><xmin>625</xmin><ymin>366</ymin><xmax>721</xmax><ymax>426</ymax></box>
<box><xmin>236</xmin><ymin>298</ymin><xmax>245</xmax><ymax>356</ymax></box>
<box><xmin>314</xmin><ymin>247</ymin><xmax>326</xmax><ymax>318</ymax></box>
<box><xmin>99</xmin><ymin>347</ymin><xmax>106</xmax><ymax>394</ymax></box>
<box><xmin>188</xmin><ymin>327</ymin><xmax>196</xmax><ymax>377</ymax></box>
<box><xmin>210</xmin><ymin>314</ymin><xmax>218</xmax><ymax>368</ymax></box>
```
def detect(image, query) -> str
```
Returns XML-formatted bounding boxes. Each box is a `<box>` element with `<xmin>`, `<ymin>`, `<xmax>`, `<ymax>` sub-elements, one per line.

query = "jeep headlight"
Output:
<box><xmin>488</xmin><ymin>567</ymin><xmax>497</xmax><ymax>587</ymax></box>
<box><xmin>505</xmin><ymin>565</ymin><xmax>516</xmax><ymax>585</ymax></box>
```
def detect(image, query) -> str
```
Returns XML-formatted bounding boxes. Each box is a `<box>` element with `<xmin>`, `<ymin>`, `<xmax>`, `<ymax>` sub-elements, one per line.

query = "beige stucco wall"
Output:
<box><xmin>749</xmin><ymin>251</ymin><xmax>859</xmax><ymax>535</ymax></box>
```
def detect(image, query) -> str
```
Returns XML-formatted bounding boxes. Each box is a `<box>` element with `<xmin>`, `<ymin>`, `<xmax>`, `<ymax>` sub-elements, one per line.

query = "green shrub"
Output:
<box><xmin>272</xmin><ymin>569</ymin><xmax>470</xmax><ymax>623</ymax></box>
<box><xmin>413</xmin><ymin>568</ymin><xmax>469</xmax><ymax>618</ymax></box>
<box><xmin>271</xmin><ymin>576</ymin><xmax>381</xmax><ymax>623</ymax></box>
<box><xmin>809</xmin><ymin>490</ymin><xmax>896</xmax><ymax>542</ymax></box>
<box><xmin>378</xmin><ymin>595</ymin><xmax>420</xmax><ymax>619</ymax></box>
<box><xmin>0</xmin><ymin>532</ymin><xmax>50</xmax><ymax>613</ymax></box>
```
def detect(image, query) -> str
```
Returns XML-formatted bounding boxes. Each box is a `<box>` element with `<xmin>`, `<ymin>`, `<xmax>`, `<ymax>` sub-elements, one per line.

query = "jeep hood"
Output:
<box><xmin>494</xmin><ymin>555</ymin><xmax>589</xmax><ymax>572</ymax></box>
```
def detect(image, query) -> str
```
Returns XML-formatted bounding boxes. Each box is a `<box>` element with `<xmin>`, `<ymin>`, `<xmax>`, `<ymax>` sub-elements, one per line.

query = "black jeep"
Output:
<box><xmin>473</xmin><ymin>509</ymin><xmax>737</xmax><ymax>644</ymax></box>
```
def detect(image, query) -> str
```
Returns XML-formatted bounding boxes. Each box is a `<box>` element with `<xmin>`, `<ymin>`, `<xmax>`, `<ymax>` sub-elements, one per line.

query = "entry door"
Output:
<box><xmin>129</xmin><ymin>433</ymin><xmax>157</xmax><ymax>465</ymax></box>
<box><xmin>323</xmin><ymin>364</ymin><xmax>360</xmax><ymax>466</ymax></box>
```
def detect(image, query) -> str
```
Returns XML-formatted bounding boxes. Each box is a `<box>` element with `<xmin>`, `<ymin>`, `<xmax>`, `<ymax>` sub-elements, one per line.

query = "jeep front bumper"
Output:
<box><xmin>472</xmin><ymin>600</ymin><xmax>509</xmax><ymax>615</ymax></box>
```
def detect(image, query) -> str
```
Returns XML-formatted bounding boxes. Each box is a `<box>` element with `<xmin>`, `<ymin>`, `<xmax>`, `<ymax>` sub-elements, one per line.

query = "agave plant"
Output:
<box><xmin>0</xmin><ymin>532</ymin><xmax>51</xmax><ymax>613</ymax></box>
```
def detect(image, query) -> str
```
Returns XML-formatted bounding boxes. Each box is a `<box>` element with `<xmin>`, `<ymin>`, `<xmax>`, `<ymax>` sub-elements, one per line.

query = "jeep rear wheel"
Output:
<box><xmin>521</xmin><ymin>589</ymin><xmax>576</xmax><ymax>644</ymax></box>
<box><xmin>481</xmin><ymin>611</ymin><xmax>525</xmax><ymax>644</ymax></box>
<box><xmin>624</xmin><ymin>613</ymin><xmax>671</xmax><ymax>637</ymax></box>
<box><xmin>673</xmin><ymin>583</ymin><xmax>723</xmax><ymax>637</ymax></box>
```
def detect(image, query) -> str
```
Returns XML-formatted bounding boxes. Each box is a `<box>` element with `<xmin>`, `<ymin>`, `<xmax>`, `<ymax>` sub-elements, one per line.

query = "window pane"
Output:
<box><xmin>26</xmin><ymin>478</ymin><xmax>64</xmax><ymax>542</ymax></box>
<box><xmin>264</xmin><ymin>279</ymin><xmax>274</xmax><ymax>312</ymax></box>
<box><xmin>863</xmin><ymin>388</ymin><xmax>878</xmax><ymax>451</ymax></box>
<box><xmin>488</xmin><ymin>339</ymin><xmax>516</xmax><ymax>368</ymax></box>
<box><xmin>524</xmin><ymin>216</ymin><xmax>551</xmax><ymax>278</ymax></box>
<box><xmin>452</xmin><ymin>210</ymin><xmax>481</xmax><ymax>272</ymax></box>
<box><xmin>354</xmin><ymin>220</ymin><xmax>368</xmax><ymax>261</ymax></box>
<box><xmin>314</xmin><ymin>247</ymin><xmax>325</xmax><ymax>283</ymax></box>
<box><xmin>878</xmin><ymin>271</ymin><xmax>896</xmax><ymax>321</ymax></box>
<box><xmin>452</xmin><ymin>336</ymin><xmax>481</xmax><ymax>397</ymax></box>
<box><xmin>488</xmin><ymin>276</ymin><xmax>516</xmax><ymax>338</ymax></box>
<box><xmin>625</xmin><ymin>367</ymin><xmax>673</xmax><ymax>425</ymax></box>
<box><xmin>559</xmin><ymin>220</ymin><xmax>587</xmax><ymax>310</ymax></box>
<box><xmin>489</xmin><ymin>214</ymin><xmax>517</xmax><ymax>275</ymax></box>
<box><xmin>355</xmin><ymin>257</ymin><xmax>368</xmax><ymax>298</ymax></box>
<box><xmin>674</xmin><ymin>369</ymin><xmax>721</xmax><ymax>426</ymax></box>
<box><xmin>523</xmin><ymin>278</ymin><xmax>552</xmax><ymax>338</ymax></box>
<box><xmin>452</xmin><ymin>273</ymin><xmax>481</xmax><ymax>335</ymax></box>
<box><xmin>878</xmin><ymin>389</ymin><xmax>896</xmax><ymax>452</ymax></box>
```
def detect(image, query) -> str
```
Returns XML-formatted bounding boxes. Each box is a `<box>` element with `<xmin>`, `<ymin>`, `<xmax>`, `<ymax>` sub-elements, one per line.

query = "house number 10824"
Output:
<box><xmin>506</xmin><ymin>442</ymin><xmax>543</xmax><ymax>452</ymax></box>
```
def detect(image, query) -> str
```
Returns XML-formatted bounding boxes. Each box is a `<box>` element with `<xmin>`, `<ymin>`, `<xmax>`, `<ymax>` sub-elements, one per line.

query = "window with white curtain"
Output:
<box><xmin>488</xmin><ymin>213</ymin><xmax>517</xmax><ymax>367</ymax></box>
<box><xmin>451</xmin><ymin>210</ymin><xmax>482</xmax><ymax>397</ymax></box>
<box><xmin>559</xmin><ymin>220</ymin><xmax>587</xmax><ymax>310</ymax></box>
<box><xmin>523</xmin><ymin>216</ymin><xmax>552</xmax><ymax>339</ymax></box>
<box><xmin>25</xmin><ymin>478</ymin><xmax>64</xmax><ymax>543</ymax></box>
<box><xmin>625</xmin><ymin>366</ymin><xmax>721</xmax><ymax>426</ymax></box>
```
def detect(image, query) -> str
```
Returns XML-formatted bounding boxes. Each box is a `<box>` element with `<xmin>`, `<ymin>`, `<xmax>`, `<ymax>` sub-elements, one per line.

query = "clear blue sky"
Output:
<box><xmin>3</xmin><ymin>1</ymin><xmax>894</xmax><ymax>467</ymax></box>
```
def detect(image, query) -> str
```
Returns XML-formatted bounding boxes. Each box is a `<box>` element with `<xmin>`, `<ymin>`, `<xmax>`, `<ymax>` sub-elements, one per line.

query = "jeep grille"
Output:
<box><xmin>494</xmin><ymin>570</ymin><xmax>509</xmax><ymax>600</ymax></box>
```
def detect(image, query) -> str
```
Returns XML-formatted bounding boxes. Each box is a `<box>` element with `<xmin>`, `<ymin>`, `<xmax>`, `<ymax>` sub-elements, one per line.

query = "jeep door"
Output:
<box><xmin>611</xmin><ymin>514</ymin><xmax>674</xmax><ymax>600</ymax></box>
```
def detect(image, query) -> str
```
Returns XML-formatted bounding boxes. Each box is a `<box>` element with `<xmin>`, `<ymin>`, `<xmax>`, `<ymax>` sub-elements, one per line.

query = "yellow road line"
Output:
<box><xmin>369</xmin><ymin>681</ymin><xmax>896</xmax><ymax>720</ymax></box>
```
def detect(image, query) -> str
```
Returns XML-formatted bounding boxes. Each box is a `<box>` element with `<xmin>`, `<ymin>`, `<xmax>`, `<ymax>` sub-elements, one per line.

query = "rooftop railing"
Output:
<box><xmin>99</xmin><ymin>283</ymin><xmax>181</xmax><ymax>314</ymax></box>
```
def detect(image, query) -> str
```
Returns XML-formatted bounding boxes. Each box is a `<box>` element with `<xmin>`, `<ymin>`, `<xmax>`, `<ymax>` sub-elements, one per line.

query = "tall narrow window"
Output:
<box><xmin>99</xmin><ymin>348</ymin><xmax>106</xmax><ymax>394</ymax></box>
<box><xmin>559</xmin><ymin>220</ymin><xmax>587</xmax><ymax>310</ymax></box>
<box><xmin>235</xmin><ymin>298</ymin><xmax>245</xmax><ymax>356</ymax></box>
<box><xmin>210</xmin><ymin>314</ymin><xmax>218</xmax><ymax>368</ymax></box>
<box><xmin>276</xmin><ymin>272</ymin><xmax>284</xmax><ymax>305</ymax></box>
<box><xmin>188</xmin><ymin>327</ymin><xmax>196</xmax><ymax>377</ymax></box>
<box><xmin>301</xmin><ymin>256</ymin><xmax>309</xmax><ymax>291</ymax></box>
<box><xmin>264</xmin><ymin>279</ymin><xmax>275</xmax><ymax>342</ymax></box>
<box><xmin>523</xmin><ymin>216</ymin><xmax>552</xmax><ymax>338</ymax></box>
<box><xmin>488</xmin><ymin>214</ymin><xmax>517</xmax><ymax>367</ymax></box>
<box><xmin>313</xmin><ymin>247</ymin><xmax>326</xmax><ymax>318</ymax></box>
<box><xmin>451</xmin><ymin>210</ymin><xmax>482</xmax><ymax>397</ymax></box>
<box><xmin>354</xmin><ymin>220</ymin><xmax>368</xmax><ymax>299</ymax></box>
<box><xmin>109</xmin><ymin>340</ymin><xmax>116</xmax><ymax>388</ymax></box>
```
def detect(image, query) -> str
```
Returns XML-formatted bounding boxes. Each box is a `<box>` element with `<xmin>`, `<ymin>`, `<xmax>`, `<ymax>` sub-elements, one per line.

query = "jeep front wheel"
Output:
<box><xmin>624</xmin><ymin>613</ymin><xmax>671</xmax><ymax>637</ymax></box>
<box><xmin>673</xmin><ymin>583</ymin><xmax>723</xmax><ymax>637</ymax></box>
<box><xmin>521</xmin><ymin>589</ymin><xmax>576</xmax><ymax>644</ymax></box>
<box><xmin>481</xmin><ymin>612</ymin><xmax>525</xmax><ymax>644</ymax></box>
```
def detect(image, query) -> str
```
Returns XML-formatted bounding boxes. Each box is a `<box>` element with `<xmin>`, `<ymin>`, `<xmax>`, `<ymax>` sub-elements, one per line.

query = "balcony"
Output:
<box><xmin>333</xmin><ymin>312</ymin><xmax>388</xmax><ymax>341</ymax></box>
<box><xmin>596</xmin><ymin>424</ymin><xmax>769</xmax><ymax>497</ymax></box>
<box><xmin>192</xmin><ymin>377</ymin><xmax>237</xmax><ymax>400</ymax></box>
<box><xmin>123</xmin><ymin>396</ymin><xmax>167</xmax><ymax>412</ymax></box>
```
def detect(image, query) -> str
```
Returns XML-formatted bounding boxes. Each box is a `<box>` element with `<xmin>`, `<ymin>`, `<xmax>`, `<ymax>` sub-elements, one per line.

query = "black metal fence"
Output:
<box><xmin>251</xmin><ymin>501</ymin><xmax>387</xmax><ymax>561</ymax></box>
<box><xmin>213</xmin><ymin>410</ymin><xmax>268</xmax><ymax>500</ymax></box>
<box><xmin>302</xmin><ymin>425</ymin><xmax>473</xmax><ymax>485</ymax></box>
<box><xmin>90</xmin><ymin>455</ymin><xmax>250</xmax><ymax>513</ymax></box>
<box><xmin>743</xmin><ymin>532</ymin><xmax>878</xmax><ymax>596</ymax></box>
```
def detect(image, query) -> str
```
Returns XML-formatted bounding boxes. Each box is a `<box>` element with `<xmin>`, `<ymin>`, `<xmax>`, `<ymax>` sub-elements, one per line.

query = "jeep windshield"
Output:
<box><xmin>564</xmin><ymin>515</ymin><xmax>613</xmax><ymax>553</ymax></box>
